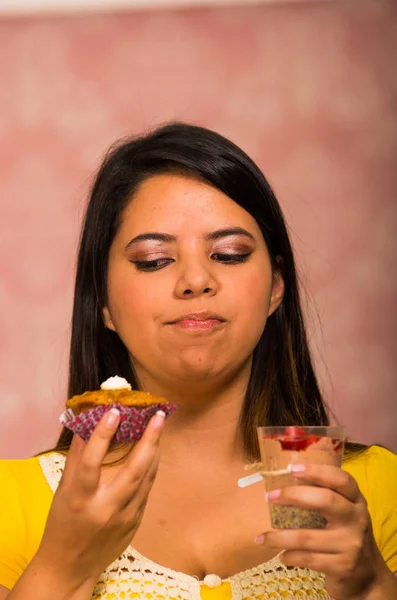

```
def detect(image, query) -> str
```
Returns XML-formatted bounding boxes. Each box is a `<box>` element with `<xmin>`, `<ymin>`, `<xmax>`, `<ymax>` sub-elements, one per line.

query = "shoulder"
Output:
<box><xmin>0</xmin><ymin>454</ymin><xmax>59</xmax><ymax>585</ymax></box>
<box><xmin>0</xmin><ymin>455</ymin><xmax>39</xmax><ymax>489</ymax></box>
<box><xmin>343</xmin><ymin>445</ymin><xmax>397</xmax><ymax>508</ymax></box>
<box><xmin>343</xmin><ymin>444</ymin><xmax>397</xmax><ymax>474</ymax></box>
<box><xmin>343</xmin><ymin>446</ymin><xmax>397</xmax><ymax>554</ymax></box>
<box><xmin>343</xmin><ymin>445</ymin><xmax>397</xmax><ymax>574</ymax></box>
<box><xmin>0</xmin><ymin>453</ymin><xmax>59</xmax><ymax>508</ymax></box>
<box><xmin>0</xmin><ymin>456</ymin><xmax>42</xmax><ymax>527</ymax></box>
<box><xmin>0</xmin><ymin>455</ymin><xmax>47</xmax><ymax>487</ymax></box>
<box><xmin>0</xmin><ymin>456</ymin><xmax>52</xmax><ymax>589</ymax></box>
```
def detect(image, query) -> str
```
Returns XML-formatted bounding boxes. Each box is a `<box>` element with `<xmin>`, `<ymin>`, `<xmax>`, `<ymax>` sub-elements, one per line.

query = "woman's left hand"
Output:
<box><xmin>254</xmin><ymin>463</ymin><xmax>393</xmax><ymax>600</ymax></box>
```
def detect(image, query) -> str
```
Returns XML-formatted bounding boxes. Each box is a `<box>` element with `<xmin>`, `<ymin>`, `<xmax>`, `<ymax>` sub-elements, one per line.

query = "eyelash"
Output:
<box><xmin>131</xmin><ymin>253</ymin><xmax>251</xmax><ymax>272</ymax></box>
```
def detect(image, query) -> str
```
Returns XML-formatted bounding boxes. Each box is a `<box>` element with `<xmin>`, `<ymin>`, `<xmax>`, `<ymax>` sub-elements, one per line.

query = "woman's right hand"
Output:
<box><xmin>34</xmin><ymin>408</ymin><xmax>165</xmax><ymax>589</ymax></box>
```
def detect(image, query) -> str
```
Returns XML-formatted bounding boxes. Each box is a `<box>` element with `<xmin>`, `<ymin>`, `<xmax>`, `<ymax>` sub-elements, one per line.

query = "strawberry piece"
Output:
<box><xmin>279</xmin><ymin>438</ymin><xmax>308</xmax><ymax>451</ymax></box>
<box><xmin>285</xmin><ymin>426</ymin><xmax>306</xmax><ymax>438</ymax></box>
<box><xmin>263</xmin><ymin>428</ymin><xmax>322</xmax><ymax>451</ymax></box>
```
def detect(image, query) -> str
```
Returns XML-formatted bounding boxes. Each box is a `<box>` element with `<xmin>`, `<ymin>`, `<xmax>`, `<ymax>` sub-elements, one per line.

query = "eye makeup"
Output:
<box><xmin>125</xmin><ymin>228</ymin><xmax>257</xmax><ymax>272</ymax></box>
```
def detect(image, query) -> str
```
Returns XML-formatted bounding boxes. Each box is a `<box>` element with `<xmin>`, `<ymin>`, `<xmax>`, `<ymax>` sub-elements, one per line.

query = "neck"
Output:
<box><xmin>135</xmin><ymin>360</ymin><xmax>252</xmax><ymax>468</ymax></box>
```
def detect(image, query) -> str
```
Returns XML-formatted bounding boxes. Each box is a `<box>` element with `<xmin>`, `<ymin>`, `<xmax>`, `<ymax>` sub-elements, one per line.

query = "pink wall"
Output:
<box><xmin>0</xmin><ymin>0</ymin><xmax>396</xmax><ymax>458</ymax></box>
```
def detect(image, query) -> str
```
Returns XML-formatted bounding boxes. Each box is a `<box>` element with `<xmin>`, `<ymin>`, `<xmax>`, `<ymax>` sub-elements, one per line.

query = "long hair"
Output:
<box><xmin>52</xmin><ymin>122</ymin><xmax>359</xmax><ymax>460</ymax></box>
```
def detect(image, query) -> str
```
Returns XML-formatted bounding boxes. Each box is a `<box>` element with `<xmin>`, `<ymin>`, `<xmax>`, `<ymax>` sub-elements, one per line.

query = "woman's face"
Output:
<box><xmin>103</xmin><ymin>174</ymin><xmax>284</xmax><ymax>391</ymax></box>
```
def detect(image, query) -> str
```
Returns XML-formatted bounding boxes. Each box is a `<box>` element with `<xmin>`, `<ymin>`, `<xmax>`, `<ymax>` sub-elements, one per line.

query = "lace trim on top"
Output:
<box><xmin>38</xmin><ymin>453</ymin><xmax>331</xmax><ymax>599</ymax></box>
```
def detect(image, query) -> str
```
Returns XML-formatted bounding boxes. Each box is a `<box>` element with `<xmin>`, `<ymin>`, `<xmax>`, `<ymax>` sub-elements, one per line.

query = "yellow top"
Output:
<box><xmin>0</xmin><ymin>446</ymin><xmax>396</xmax><ymax>600</ymax></box>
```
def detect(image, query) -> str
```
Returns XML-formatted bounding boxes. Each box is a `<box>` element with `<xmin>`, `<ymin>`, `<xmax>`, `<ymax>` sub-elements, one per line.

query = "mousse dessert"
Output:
<box><xmin>258</xmin><ymin>426</ymin><xmax>344</xmax><ymax>529</ymax></box>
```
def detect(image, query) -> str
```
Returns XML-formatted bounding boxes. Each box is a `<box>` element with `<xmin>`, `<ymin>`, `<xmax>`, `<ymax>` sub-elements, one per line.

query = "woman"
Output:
<box><xmin>0</xmin><ymin>123</ymin><xmax>396</xmax><ymax>600</ymax></box>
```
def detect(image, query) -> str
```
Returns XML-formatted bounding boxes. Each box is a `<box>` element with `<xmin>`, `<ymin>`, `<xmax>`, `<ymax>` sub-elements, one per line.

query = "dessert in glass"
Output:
<box><xmin>257</xmin><ymin>426</ymin><xmax>345</xmax><ymax>529</ymax></box>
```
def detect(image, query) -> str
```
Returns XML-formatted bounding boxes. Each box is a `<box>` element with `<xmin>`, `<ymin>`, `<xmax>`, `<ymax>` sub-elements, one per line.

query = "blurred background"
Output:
<box><xmin>0</xmin><ymin>0</ymin><xmax>396</xmax><ymax>459</ymax></box>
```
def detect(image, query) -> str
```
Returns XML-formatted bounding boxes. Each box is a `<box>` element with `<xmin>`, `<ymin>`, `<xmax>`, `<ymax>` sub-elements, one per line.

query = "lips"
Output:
<box><xmin>166</xmin><ymin>311</ymin><xmax>226</xmax><ymax>332</ymax></box>
<box><xmin>168</xmin><ymin>311</ymin><xmax>226</xmax><ymax>325</ymax></box>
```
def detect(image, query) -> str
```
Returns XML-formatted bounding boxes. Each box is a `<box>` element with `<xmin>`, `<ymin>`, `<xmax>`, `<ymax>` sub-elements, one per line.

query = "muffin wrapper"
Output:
<box><xmin>59</xmin><ymin>402</ymin><xmax>176</xmax><ymax>443</ymax></box>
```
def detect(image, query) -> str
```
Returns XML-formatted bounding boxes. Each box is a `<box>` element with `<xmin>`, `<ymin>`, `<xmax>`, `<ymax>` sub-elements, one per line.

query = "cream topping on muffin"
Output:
<box><xmin>100</xmin><ymin>376</ymin><xmax>132</xmax><ymax>391</ymax></box>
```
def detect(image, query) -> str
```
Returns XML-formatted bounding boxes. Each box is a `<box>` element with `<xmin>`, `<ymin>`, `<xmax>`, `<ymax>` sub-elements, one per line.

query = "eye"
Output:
<box><xmin>131</xmin><ymin>258</ymin><xmax>174</xmax><ymax>272</ymax></box>
<box><xmin>211</xmin><ymin>253</ymin><xmax>251</xmax><ymax>264</ymax></box>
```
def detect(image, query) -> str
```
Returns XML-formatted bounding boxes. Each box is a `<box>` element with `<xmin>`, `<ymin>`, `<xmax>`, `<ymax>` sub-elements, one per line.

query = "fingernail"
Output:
<box><xmin>254</xmin><ymin>534</ymin><xmax>265</xmax><ymax>545</ymax></box>
<box><xmin>288</xmin><ymin>463</ymin><xmax>306</xmax><ymax>474</ymax></box>
<box><xmin>153</xmin><ymin>410</ymin><xmax>166</xmax><ymax>429</ymax></box>
<box><xmin>265</xmin><ymin>489</ymin><xmax>281</xmax><ymax>502</ymax></box>
<box><xmin>106</xmin><ymin>407</ymin><xmax>120</xmax><ymax>427</ymax></box>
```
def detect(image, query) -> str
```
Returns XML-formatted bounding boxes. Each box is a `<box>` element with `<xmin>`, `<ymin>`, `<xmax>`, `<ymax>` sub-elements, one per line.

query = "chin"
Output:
<box><xmin>176</xmin><ymin>362</ymin><xmax>223</xmax><ymax>382</ymax></box>
<box><xmin>167</xmin><ymin>351</ymin><xmax>240</xmax><ymax>384</ymax></box>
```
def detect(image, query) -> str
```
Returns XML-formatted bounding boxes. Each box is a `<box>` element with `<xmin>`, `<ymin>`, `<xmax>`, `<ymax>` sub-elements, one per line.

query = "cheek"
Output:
<box><xmin>230</xmin><ymin>271</ymin><xmax>272</xmax><ymax>346</ymax></box>
<box><xmin>107</xmin><ymin>267</ymin><xmax>172</xmax><ymax>353</ymax></box>
<box><xmin>234</xmin><ymin>269</ymin><xmax>272</xmax><ymax>316</ymax></box>
<box><xmin>107</xmin><ymin>273</ymin><xmax>154</xmax><ymax>332</ymax></box>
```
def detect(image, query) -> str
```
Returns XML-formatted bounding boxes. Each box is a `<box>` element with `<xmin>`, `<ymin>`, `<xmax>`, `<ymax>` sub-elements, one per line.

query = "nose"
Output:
<box><xmin>174</xmin><ymin>258</ymin><xmax>218</xmax><ymax>299</ymax></box>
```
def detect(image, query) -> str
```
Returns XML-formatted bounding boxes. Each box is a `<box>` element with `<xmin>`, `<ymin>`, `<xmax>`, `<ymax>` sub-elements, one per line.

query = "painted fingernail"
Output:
<box><xmin>106</xmin><ymin>407</ymin><xmax>120</xmax><ymax>427</ymax></box>
<box><xmin>265</xmin><ymin>489</ymin><xmax>281</xmax><ymax>502</ymax></box>
<box><xmin>153</xmin><ymin>410</ymin><xmax>166</xmax><ymax>429</ymax></box>
<box><xmin>254</xmin><ymin>534</ymin><xmax>265</xmax><ymax>545</ymax></box>
<box><xmin>289</xmin><ymin>463</ymin><xmax>306</xmax><ymax>473</ymax></box>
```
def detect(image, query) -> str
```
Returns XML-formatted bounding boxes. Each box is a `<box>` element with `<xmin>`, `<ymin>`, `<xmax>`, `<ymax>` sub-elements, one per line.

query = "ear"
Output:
<box><xmin>102</xmin><ymin>306</ymin><xmax>117</xmax><ymax>332</ymax></box>
<box><xmin>267</xmin><ymin>260</ymin><xmax>285</xmax><ymax>318</ymax></box>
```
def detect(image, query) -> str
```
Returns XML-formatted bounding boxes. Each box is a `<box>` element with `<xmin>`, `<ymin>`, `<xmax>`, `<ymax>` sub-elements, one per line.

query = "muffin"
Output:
<box><xmin>59</xmin><ymin>376</ymin><xmax>176</xmax><ymax>442</ymax></box>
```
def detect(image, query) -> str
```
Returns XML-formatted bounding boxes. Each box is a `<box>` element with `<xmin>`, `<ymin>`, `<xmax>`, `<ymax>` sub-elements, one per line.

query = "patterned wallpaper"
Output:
<box><xmin>0</xmin><ymin>0</ymin><xmax>396</xmax><ymax>458</ymax></box>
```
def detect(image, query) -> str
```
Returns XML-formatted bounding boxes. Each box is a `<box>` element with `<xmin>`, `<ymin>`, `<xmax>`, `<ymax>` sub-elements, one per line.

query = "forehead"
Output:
<box><xmin>119</xmin><ymin>173</ymin><xmax>262</xmax><ymax>238</ymax></box>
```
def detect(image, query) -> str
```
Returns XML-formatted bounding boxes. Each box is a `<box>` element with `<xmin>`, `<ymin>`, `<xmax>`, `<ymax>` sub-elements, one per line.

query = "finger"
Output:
<box><xmin>58</xmin><ymin>433</ymin><xmax>86</xmax><ymax>490</ymax></box>
<box><xmin>73</xmin><ymin>408</ymin><xmax>121</xmax><ymax>494</ymax></box>
<box><xmin>267</xmin><ymin>484</ymin><xmax>354</xmax><ymax>523</ymax></box>
<box><xmin>289</xmin><ymin>463</ymin><xmax>362</xmax><ymax>504</ymax></box>
<box><xmin>278</xmin><ymin>549</ymin><xmax>346</xmax><ymax>574</ymax></box>
<box><xmin>122</xmin><ymin>456</ymin><xmax>159</xmax><ymax>522</ymax></box>
<box><xmin>118</xmin><ymin>448</ymin><xmax>160</xmax><ymax>508</ymax></box>
<box><xmin>111</xmin><ymin>410</ymin><xmax>165</xmax><ymax>495</ymax></box>
<box><xmin>256</xmin><ymin>528</ymin><xmax>345</xmax><ymax>554</ymax></box>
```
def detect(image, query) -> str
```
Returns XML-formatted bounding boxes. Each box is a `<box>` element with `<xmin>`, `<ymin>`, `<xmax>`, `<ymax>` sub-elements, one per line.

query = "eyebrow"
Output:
<box><xmin>124</xmin><ymin>227</ymin><xmax>256</xmax><ymax>250</ymax></box>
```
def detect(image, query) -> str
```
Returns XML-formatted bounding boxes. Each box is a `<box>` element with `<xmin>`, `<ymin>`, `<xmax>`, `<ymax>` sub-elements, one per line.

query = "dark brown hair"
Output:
<box><xmin>52</xmin><ymin>122</ymin><xmax>364</xmax><ymax>461</ymax></box>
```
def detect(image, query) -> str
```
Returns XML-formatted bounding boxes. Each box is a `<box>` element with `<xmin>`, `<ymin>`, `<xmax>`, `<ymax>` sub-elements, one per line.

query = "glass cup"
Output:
<box><xmin>257</xmin><ymin>425</ymin><xmax>345</xmax><ymax>529</ymax></box>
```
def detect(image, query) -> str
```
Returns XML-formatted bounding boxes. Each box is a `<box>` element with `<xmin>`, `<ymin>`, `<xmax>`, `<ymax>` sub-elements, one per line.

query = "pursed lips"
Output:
<box><xmin>166</xmin><ymin>311</ymin><xmax>226</xmax><ymax>331</ymax></box>
<box><xmin>167</xmin><ymin>311</ymin><xmax>226</xmax><ymax>324</ymax></box>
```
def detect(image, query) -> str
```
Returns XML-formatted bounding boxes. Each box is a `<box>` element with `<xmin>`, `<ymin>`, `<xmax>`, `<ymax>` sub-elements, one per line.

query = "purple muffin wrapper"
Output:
<box><xmin>59</xmin><ymin>402</ymin><xmax>176</xmax><ymax>442</ymax></box>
